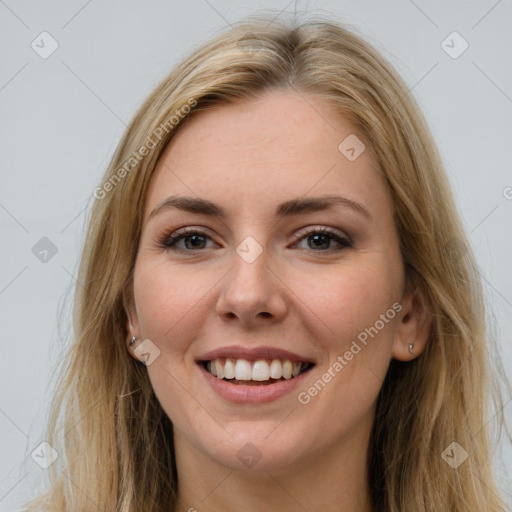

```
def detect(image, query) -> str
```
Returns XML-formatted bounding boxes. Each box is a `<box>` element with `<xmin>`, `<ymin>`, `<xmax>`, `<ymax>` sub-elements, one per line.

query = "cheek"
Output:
<box><xmin>132</xmin><ymin>261</ymin><xmax>213</xmax><ymax>424</ymax></box>
<box><xmin>293</xmin><ymin>258</ymin><xmax>399</xmax><ymax>335</ymax></box>
<box><xmin>291</xmin><ymin>261</ymin><xmax>400</xmax><ymax>433</ymax></box>
<box><xmin>133</xmin><ymin>259</ymin><xmax>220</xmax><ymax>351</ymax></box>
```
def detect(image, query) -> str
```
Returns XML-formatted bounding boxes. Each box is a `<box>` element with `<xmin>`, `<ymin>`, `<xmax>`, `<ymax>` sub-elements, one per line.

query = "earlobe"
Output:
<box><xmin>126</xmin><ymin>325</ymin><xmax>142</xmax><ymax>362</ymax></box>
<box><xmin>392</xmin><ymin>286</ymin><xmax>431</xmax><ymax>362</ymax></box>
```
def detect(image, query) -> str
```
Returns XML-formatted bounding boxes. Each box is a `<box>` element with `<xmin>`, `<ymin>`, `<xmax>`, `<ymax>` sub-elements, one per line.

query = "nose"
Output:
<box><xmin>215</xmin><ymin>242</ymin><xmax>288</xmax><ymax>328</ymax></box>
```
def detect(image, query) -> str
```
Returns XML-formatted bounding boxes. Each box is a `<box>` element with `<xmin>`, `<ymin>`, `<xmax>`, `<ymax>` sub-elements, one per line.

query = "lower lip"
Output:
<box><xmin>199</xmin><ymin>364</ymin><xmax>312</xmax><ymax>404</ymax></box>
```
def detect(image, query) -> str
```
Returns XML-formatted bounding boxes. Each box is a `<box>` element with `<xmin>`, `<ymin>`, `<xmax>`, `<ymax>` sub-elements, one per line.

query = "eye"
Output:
<box><xmin>161</xmin><ymin>228</ymin><xmax>216</xmax><ymax>251</ymax></box>
<box><xmin>291</xmin><ymin>226</ymin><xmax>352</xmax><ymax>252</ymax></box>
<box><xmin>159</xmin><ymin>226</ymin><xmax>352</xmax><ymax>253</ymax></box>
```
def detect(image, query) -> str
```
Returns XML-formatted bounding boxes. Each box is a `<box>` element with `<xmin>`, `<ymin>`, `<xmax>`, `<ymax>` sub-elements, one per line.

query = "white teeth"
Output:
<box><xmin>224</xmin><ymin>358</ymin><xmax>236</xmax><ymax>379</ymax></box>
<box><xmin>252</xmin><ymin>360</ymin><xmax>270</xmax><ymax>381</ymax></box>
<box><xmin>214</xmin><ymin>359</ymin><xmax>224</xmax><ymax>379</ymax></box>
<box><xmin>269</xmin><ymin>359</ymin><xmax>282</xmax><ymax>379</ymax></box>
<box><xmin>235</xmin><ymin>359</ymin><xmax>252</xmax><ymax>380</ymax></box>
<box><xmin>205</xmin><ymin>357</ymin><xmax>309</xmax><ymax>382</ymax></box>
<box><xmin>282</xmin><ymin>360</ymin><xmax>293</xmax><ymax>379</ymax></box>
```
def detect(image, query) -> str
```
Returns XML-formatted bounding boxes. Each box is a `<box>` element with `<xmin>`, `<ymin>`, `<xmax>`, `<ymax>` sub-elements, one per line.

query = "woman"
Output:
<box><xmin>25</xmin><ymin>15</ymin><xmax>510</xmax><ymax>512</ymax></box>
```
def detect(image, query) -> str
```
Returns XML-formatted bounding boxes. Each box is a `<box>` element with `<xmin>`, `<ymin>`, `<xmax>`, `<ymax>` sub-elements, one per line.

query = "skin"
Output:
<box><xmin>126</xmin><ymin>90</ymin><xmax>430</xmax><ymax>512</ymax></box>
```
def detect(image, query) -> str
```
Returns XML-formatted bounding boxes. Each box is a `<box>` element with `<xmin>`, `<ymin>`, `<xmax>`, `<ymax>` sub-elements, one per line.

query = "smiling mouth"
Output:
<box><xmin>201</xmin><ymin>358</ymin><xmax>314</xmax><ymax>385</ymax></box>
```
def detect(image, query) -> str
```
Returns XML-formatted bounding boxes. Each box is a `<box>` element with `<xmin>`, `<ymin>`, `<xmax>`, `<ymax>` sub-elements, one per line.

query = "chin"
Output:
<box><xmin>199</xmin><ymin>428</ymin><xmax>310</xmax><ymax>473</ymax></box>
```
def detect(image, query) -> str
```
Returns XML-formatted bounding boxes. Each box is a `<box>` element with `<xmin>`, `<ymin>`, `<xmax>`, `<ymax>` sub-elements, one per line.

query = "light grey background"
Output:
<box><xmin>1</xmin><ymin>0</ymin><xmax>511</xmax><ymax>509</ymax></box>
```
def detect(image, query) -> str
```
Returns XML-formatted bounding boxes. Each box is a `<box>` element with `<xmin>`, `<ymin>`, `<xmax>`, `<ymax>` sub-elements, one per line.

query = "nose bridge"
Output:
<box><xmin>230</xmin><ymin>234</ymin><xmax>273</xmax><ymax>301</ymax></box>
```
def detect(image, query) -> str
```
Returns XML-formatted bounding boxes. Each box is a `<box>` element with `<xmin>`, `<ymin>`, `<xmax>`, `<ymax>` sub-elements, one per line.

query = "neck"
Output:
<box><xmin>173</xmin><ymin>421</ymin><xmax>374</xmax><ymax>512</ymax></box>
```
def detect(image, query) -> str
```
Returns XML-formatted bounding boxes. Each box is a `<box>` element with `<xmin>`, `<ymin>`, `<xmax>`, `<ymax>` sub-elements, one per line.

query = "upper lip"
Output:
<box><xmin>196</xmin><ymin>345</ymin><xmax>316</xmax><ymax>364</ymax></box>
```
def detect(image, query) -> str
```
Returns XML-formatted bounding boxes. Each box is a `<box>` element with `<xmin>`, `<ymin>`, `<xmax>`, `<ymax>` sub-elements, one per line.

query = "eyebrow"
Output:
<box><xmin>148</xmin><ymin>194</ymin><xmax>372</xmax><ymax>221</ymax></box>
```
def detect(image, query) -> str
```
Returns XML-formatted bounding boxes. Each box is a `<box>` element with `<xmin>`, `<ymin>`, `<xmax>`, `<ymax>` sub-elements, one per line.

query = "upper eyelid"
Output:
<box><xmin>292</xmin><ymin>225</ymin><xmax>350</xmax><ymax>241</ymax></box>
<box><xmin>165</xmin><ymin>225</ymin><xmax>348</xmax><ymax>238</ymax></box>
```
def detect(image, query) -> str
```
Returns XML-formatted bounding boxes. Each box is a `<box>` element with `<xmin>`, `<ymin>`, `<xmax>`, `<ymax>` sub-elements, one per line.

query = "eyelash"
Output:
<box><xmin>159</xmin><ymin>226</ymin><xmax>352</xmax><ymax>253</ymax></box>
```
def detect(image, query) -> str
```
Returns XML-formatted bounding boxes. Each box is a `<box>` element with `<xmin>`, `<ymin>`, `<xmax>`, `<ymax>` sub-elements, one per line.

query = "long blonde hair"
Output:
<box><xmin>25</xmin><ymin>14</ymin><xmax>510</xmax><ymax>511</ymax></box>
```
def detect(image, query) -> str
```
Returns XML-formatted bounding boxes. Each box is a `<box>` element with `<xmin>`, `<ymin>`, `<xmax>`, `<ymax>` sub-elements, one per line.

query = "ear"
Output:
<box><xmin>123</xmin><ymin>287</ymin><xmax>141</xmax><ymax>360</ymax></box>
<box><xmin>392</xmin><ymin>283</ymin><xmax>431</xmax><ymax>361</ymax></box>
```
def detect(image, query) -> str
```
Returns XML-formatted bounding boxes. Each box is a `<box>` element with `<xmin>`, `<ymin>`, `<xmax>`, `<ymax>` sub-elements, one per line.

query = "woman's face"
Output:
<box><xmin>128</xmin><ymin>90</ymin><xmax>419</xmax><ymax>473</ymax></box>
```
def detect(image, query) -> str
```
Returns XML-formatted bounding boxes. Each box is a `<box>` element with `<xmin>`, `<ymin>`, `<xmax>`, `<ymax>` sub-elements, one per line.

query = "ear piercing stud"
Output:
<box><xmin>130</xmin><ymin>336</ymin><xmax>137</xmax><ymax>346</ymax></box>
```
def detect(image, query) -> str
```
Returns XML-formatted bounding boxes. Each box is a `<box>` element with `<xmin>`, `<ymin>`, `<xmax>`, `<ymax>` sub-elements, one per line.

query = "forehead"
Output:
<box><xmin>145</xmin><ymin>90</ymin><xmax>387</xmax><ymax>219</ymax></box>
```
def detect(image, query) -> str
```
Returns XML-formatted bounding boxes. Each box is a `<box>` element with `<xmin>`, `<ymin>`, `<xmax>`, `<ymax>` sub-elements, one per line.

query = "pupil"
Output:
<box><xmin>310</xmin><ymin>234</ymin><xmax>329</xmax><ymax>249</ymax></box>
<box><xmin>187</xmin><ymin>235</ymin><xmax>205</xmax><ymax>249</ymax></box>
